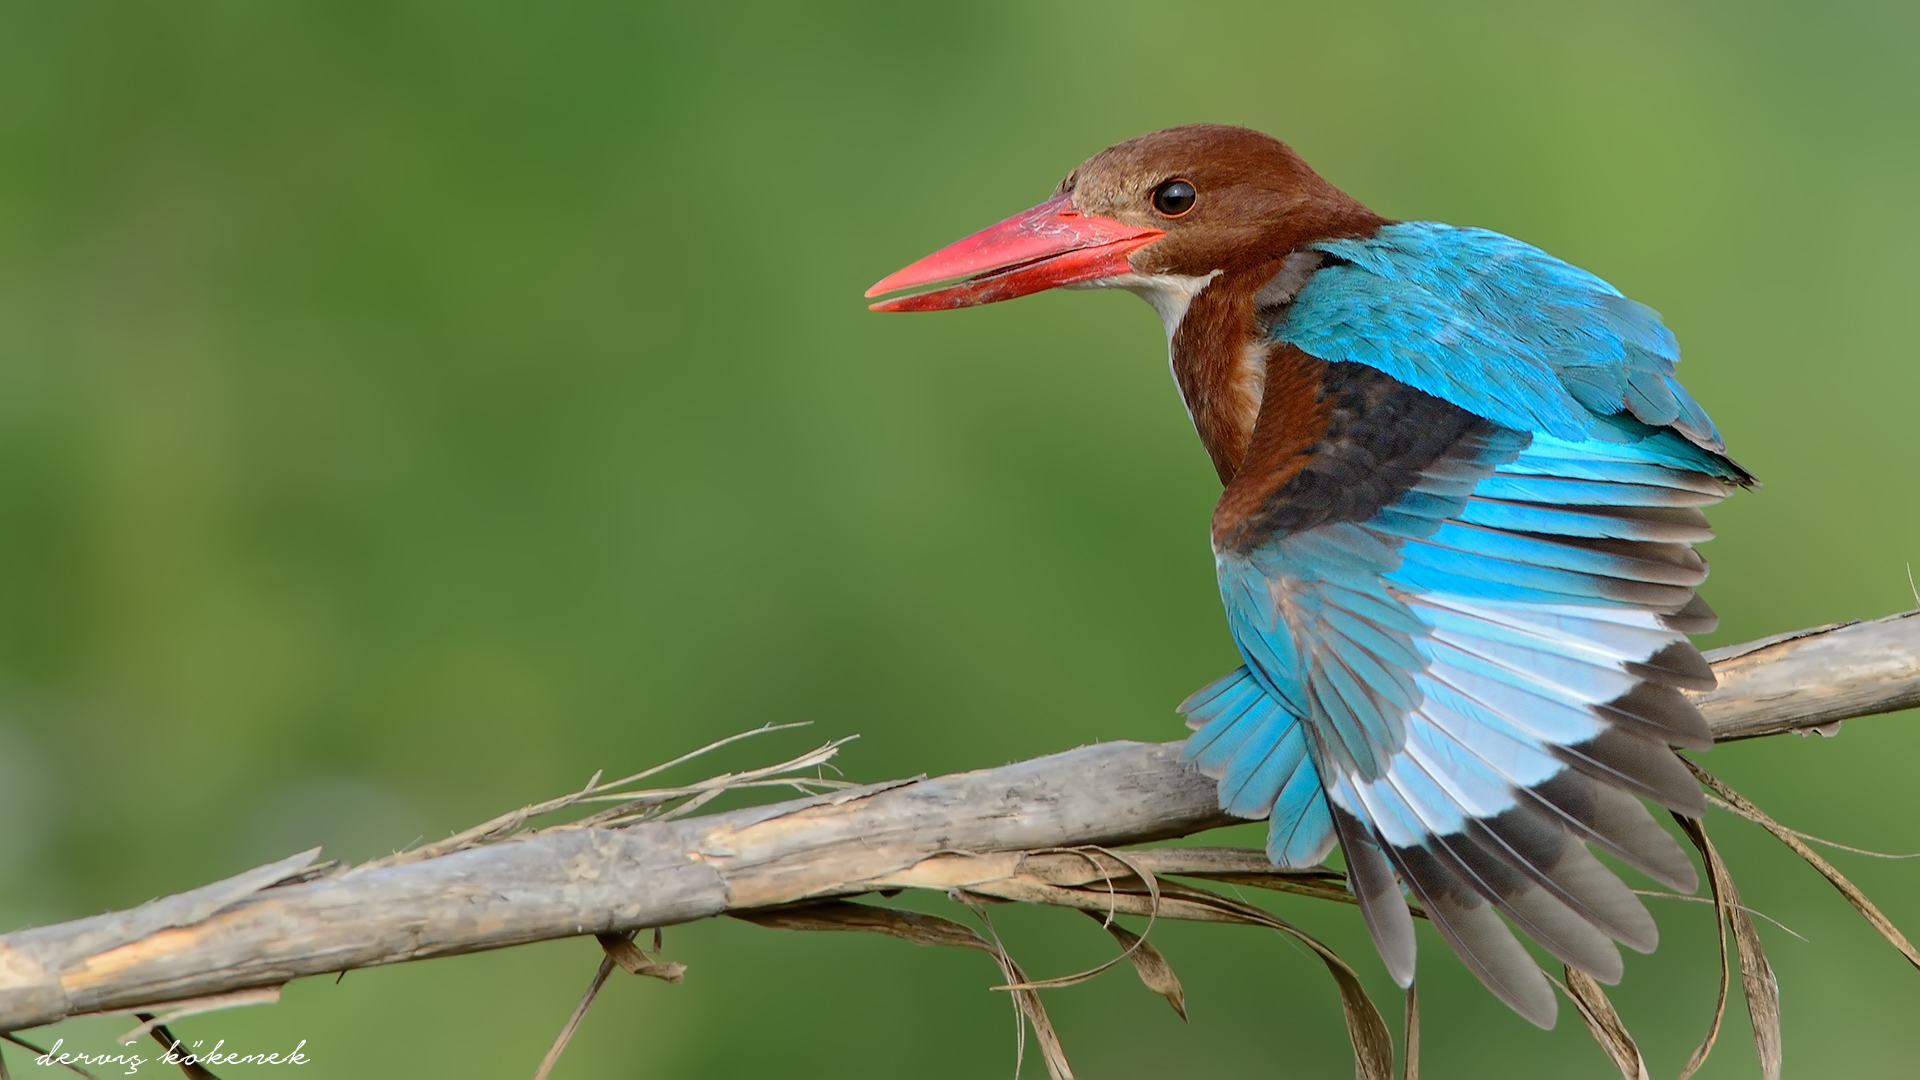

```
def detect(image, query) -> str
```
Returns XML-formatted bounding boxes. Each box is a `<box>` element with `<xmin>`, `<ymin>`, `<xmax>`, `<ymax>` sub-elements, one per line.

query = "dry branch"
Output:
<box><xmin>1</xmin><ymin>610</ymin><xmax>1917</xmax><ymax>1037</ymax></box>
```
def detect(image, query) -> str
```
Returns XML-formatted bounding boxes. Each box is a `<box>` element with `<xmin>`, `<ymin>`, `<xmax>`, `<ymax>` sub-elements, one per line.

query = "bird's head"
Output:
<box><xmin>869</xmin><ymin>124</ymin><xmax>1385</xmax><ymax>483</ymax></box>
<box><xmin>867</xmin><ymin>124</ymin><xmax>1380</xmax><ymax>331</ymax></box>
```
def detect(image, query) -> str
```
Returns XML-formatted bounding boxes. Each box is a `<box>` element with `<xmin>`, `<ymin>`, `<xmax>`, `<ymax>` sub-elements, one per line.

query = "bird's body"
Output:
<box><xmin>870</xmin><ymin>125</ymin><xmax>1751</xmax><ymax>1026</ymax></box>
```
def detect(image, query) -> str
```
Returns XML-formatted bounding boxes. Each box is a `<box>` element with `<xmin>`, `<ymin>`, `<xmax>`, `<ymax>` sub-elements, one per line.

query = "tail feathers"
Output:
<box><xmin>1180</xmin><ymin>666</ymin><xmax>1266</xmax><ymax>733</ymax></box>
<box><xmin>1267</xmin><ymin>751</ymin><xmax>1337</xmax><ymax>867</ymax></box>
<box><xmin>1179</xmin><ymin>666</ymin><xmax>1262</xmax><ymax>728</ymax></box>
<box><xmin>1180</xmin><ymin>666</ymin><xmax>1335</xmax><ymax>867</ymax></box>
<box><xmin>1219</xmin><ymin>722</ymin><xmax>1310</xmax><ymax>819</ymax></box>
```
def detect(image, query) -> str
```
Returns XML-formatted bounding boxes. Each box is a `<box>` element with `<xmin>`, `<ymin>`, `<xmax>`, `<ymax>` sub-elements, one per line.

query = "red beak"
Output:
<box><xmin>866</xmin><ymin>193</ymin><xmax>1164</xmax><ymax>311</ymax></box>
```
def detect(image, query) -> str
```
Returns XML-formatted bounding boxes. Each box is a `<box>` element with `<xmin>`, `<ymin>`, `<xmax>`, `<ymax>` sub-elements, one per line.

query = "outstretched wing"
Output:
<box><xmin>1183</xmin><ymin>224</ymin><xmax>1753</xmax><ymax>1027</ymax></box>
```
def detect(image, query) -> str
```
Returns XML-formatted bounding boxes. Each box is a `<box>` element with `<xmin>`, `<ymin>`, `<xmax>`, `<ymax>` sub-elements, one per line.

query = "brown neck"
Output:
<box><xmin>1171</xmin><ymin>212</ymin><xmax>1389</xmax><ymax>485</ymax></box>
<box><xmin>1210</xmin><ymin>343</ymin><xmax>1333</xmax><ymax>546</ymax></box>
<box><xmin>1172</xmin><ymin>274</ymin><xmax>1267</xmax><ymax>484</ymax></box>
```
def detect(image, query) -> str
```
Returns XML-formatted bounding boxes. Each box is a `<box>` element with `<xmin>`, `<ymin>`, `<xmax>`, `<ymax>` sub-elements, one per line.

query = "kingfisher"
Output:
<box><xmin>867</xmin><ymin>124</ymin><xmax>1753</xmax><ymax>1027</ymax></box>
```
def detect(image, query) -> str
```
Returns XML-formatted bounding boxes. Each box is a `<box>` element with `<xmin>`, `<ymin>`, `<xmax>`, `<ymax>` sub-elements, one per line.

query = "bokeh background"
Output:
<box><xmin>1</xmin><ymin>1</ymin><xmax>1916</xmax><ymax>1076</ymax></box>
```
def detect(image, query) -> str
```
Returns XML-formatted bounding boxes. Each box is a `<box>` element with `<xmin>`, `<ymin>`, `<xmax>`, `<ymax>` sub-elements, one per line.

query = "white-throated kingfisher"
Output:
<box><xmin>867</xmin><ymin>124</ymin><xmax>1752</xmax><ymax>1027</ymax></box>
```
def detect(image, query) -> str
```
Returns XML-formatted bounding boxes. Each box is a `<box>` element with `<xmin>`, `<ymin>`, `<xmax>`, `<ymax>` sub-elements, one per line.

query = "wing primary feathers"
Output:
<box><xmin>1369</xmin><ymin>742</ymin><xmax>1629</xmax><ymax>982</ymax></box>
<box><xmin>1427</xmin><ymin>829</ymin><xmax>1624</xmax><ymax>982</ymax></box>
<box><xmin>1527</xmin><ymin>771</ymin><xmax>1700</xmax><ymax>892</ymax></box>
<box><xmin>1660</xmin><ymin>593</ymin><xmax>1720</xmax><ymax>634</ymax></box>
<box><xmin>1395</xmin><ymin>701</ymin><xmax>1660</xmax><ymax>958</ymax></box>
<box><xmin>1621</xmin><ymin>640</ymin><xmax>1719</xmax><ymax>693</ymax></box>
<box><xmin>1551</xmin><ymin>727</ymin><xmax>1708</xmax><ymax>817</ymax></box>
<box><xmin>1467</xmin><ymin>807</ymin><xmax>1659</xmax><ymax>952</ymax></box>
<box><xmin>1595</xmin><ymin>682</ymin><xmax>1714</xmax><ymax>750</ymax></box>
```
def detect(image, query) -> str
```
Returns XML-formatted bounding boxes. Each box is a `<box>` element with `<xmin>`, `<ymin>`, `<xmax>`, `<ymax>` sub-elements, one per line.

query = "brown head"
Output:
<box><xmin>868</xmin><ymin>124</ymin><xmax>1387</xmax><ymax>481</ymax></box>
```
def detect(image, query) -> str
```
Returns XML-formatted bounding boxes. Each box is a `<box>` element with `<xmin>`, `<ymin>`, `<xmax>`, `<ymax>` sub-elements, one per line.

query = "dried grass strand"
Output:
<box><xmin>962</xmin><ymin>900</ymin><xmax>1074</xmax><ymax>1080</ymax></box>
<box><xmin>102</xmin><ymin>987</ymin><xmax>283</xmax><ymax>1045</ymax></box>
<box><xmin>1078</xmin><ymin>911</ymin><xmax>1187</xmax><ymax>1020</ymax></box>
<box><xmin>1771</xmin><ymin>831</ymin><xmax>1920</xmax><ymax>860</ymax></box>
<box><xmin>931</xmin><ymin>838</ymin><xmax>1428</xmax><ymax>1073</ymax></box>
<box><xmin>1688</xmin><ymin>761</ymin><xmax>1920</xmax><ymax>970</ymax></box>
<box><xmin>136</xmin><ymin>1017</ymin><xmax>221</xmax><ymax>1080</ymax></box>
<box><xmin>594</xmin><ymin>933</ymin><xmax>685</xmax><ymax>983</ymax></box>
<box><xmin>1068</xmin><ymin>878</ymin><xmax>1394</xmax><ymax>1080</ymax></box>
<box><xmin>1630</xmin><ymin>890</ymin><xmax>1806</xmax><ymax>941</ymax></box>
<box><xmin>1399</xmin><ymin>981</ymin><xmax>1419</xmax><ymax>1080</ymax></box>
<box><xmin>0</xmin><ymin>1035</ymin><xmax>101</xmax><ymax>1080</ymax></box>
<box><xmin>595</xmin><ymin>721</ymin><xmax>817</xmax><ymax>789</ymax></box>
<box><xmin>1556</xmin><ymin>967</ymin><xmax>1649</xmax><ymax>1080</ymax></box>
<box><xmin>992</xmin><ymin>847</ymin><xmax>1164</xmax><ymax>993</ymax></box>
<box><xmin>361</xmin><ymin>731</ymin><xmax>856</xmax><ymax>871</ymax></box>
<box><xmin>1673</xmin><ymin>820</ymin><xmax>1731</xmax><ymax>1080</ymax></box>
<box><xmin>1676</xmin><ymin>814</ymin><xmax>1782</xmax><ymax>1080</ymax></box>
<box><xmin>732</xmin><ymin>900</ymin><xmax>1074</xmax><ymax>1080</ymax></box>
<box><xmin>529</xmin><ymin>954</ymin><xmax>617</xmax><ymax>1080</ymax></box>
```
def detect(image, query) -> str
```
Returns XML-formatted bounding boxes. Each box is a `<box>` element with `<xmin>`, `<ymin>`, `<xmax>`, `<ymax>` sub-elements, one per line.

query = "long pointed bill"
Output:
<box><xmin>866</xmin><ymin>193</ymin><xmax>1163</xmax><ymax>312</ymax></box>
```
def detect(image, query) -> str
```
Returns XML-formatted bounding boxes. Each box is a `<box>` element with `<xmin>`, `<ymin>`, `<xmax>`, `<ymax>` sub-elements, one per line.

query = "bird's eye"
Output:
<box><xmin>1151</xmin><ymin>179</ymin><xmax>1197</xmax><ymax>218</ymax></box>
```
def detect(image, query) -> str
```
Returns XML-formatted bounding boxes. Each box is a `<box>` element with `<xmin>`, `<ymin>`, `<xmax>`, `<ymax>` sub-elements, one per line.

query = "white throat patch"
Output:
<box><xmin>1073</xmin><ymin>270</ymin><xmax>1222</xmax><ymax>342</ymax></box>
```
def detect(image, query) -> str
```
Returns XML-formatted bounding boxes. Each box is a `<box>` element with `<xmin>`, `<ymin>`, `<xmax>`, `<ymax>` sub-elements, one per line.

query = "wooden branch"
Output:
<box><xmin>2</xmin><ymin>611</ymin><xmax>1916</xmax><ymax>1034</ymax></box>
<box><xmin>1695</xmin><ymin>609</ymin><xmax>1920</xmax><ymax>738</ymax></box>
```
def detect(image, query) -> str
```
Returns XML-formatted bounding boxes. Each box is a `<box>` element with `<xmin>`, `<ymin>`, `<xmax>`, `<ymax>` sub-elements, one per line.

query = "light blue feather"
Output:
<box><xmin>1267</xmin><ymin>755</ymin><xmax>1335</xmax><ymax>867</ymax></box>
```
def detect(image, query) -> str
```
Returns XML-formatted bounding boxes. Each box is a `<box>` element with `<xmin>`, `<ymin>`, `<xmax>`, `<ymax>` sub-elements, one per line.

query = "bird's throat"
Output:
<box><xmin>1168</xmin><ymin>273</ymin><xmax>1276</xmax><ymax>484</ymax></box>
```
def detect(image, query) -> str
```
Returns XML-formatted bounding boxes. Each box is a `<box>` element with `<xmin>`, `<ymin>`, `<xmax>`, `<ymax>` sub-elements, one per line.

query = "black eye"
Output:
<box><xmin>1151</xmin><ymin>179</ymin><xmax>1196</xmax><ymax>217</ymax></box>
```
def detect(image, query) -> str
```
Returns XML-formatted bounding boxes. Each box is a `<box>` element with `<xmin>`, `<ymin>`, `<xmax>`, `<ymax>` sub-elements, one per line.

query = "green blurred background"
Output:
<box><xmin>1</xmin><ymin>1</ymin><xmax>1916</xmax><ymax>1075</ymax></box>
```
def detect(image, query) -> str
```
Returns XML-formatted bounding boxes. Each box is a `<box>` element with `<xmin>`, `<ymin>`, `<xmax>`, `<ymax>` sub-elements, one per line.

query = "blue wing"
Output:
<box><xmin>1284</xmin><ymin>223</ymin><xmax>1726</xmax><ymax>451</ymax></box>
<box><xmin>1181</xmin><ymin>224</ymin><xmax>1751</xmax><ymax>1026</ymax></box>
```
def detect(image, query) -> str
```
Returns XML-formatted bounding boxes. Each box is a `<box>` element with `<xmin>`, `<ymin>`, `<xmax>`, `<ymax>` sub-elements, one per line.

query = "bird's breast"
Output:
<box><xmin>1167</xmin><ymin>277</ymin><xmax>1275</xmax><ymax>483</ymax></box>
<box><xmin>1210</xmin><ymin>344</ymin><xmax>1331</xmax><ymax>546</ymax></box>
